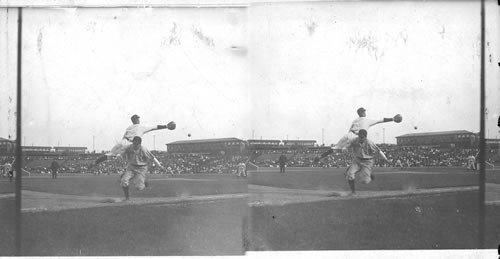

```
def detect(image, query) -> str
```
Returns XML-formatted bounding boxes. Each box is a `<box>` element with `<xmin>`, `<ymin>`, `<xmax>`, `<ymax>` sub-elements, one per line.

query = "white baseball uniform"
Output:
<box><xmin>108</xmin><ymin>124</ymin><xmax>157</xmax><ymax>156</ymax></box>
<box><xmin>334</xmin><ymin>117</ymin><xmax>384</xmax><ymax>149</ymax></box>
<box><xmin>237</xmin><ymin>162</ymin><xmax>247</xmax><ymax>177</ymax></box>
<box><xmin>345</xmin><ymin>137</ymin><xmax>386</xmax><ymax>184</ymax></box>
<box><xmin>119</xmin><ymin>144</ymin><xmax>157</xmax><ymax>190</ymax></box>
<box><xmin>466</xmin><ymin>155</ymin><xmax>476</xmax><ymax>170</ymax></box>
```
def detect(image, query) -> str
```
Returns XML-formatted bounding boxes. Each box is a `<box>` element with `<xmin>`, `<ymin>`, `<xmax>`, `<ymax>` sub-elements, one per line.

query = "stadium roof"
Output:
<box><xmin>396</xmin><ymin>130</ymin><xmax>476</xmax><ymax>138</ymax></box>
<box><xmin>0</xmin><ymin>137</ymin><xmax>14</xmax><ymax>142</ymax></box>
<box><xmin>247</xmin><ymin>139</ymin><xmax>281</xmax><ymax>142</ymax></box>
<box><xmin>167</xmin><ymin>137</ymin><xmax>244</xmax><ymax>145</ymax></box>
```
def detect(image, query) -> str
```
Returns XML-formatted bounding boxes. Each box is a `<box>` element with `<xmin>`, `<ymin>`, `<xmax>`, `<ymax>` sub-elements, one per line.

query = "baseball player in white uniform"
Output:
<box><xmin>3</xmin><ymin>161</ymin><xmax>13</xmax><ymax>182</ymax></box>
<box><xmin>119</xmin><ymin>136</ymin><xmax>166</xmax><ymax>201</ymax></box>
<box><xmin>316</xmin><ymin>129</ymin><xmax>387</xmax><ymax>195</ymax></box>
<box><xmin>237</xmin><ymin>161</ymin><xmax>247</xmax><ymax>177</ymax></box>
<box><xmin>333</xmin><ymin>107</ymin><xmax>401</xmax><ymax>150</ymax></box>
<box><xmin>344</xmin><ymin>129</ymin><xmax>387</xmax><ymax>190</ymax></box>
<box><xmin>93</xmin><ymin>114</ymin><xmax>175</xmax><ymax>166</ymax></box>
<box><xmin>466</xmin><ymin>153</ymin><xmax>477</xmax><ymax>171</ymax></box>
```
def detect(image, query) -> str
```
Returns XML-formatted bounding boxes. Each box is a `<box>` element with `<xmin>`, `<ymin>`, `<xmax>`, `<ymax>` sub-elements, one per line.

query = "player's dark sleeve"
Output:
<box><xmin>383</xmin><ymin>117</ymin><xmax>394</xmax><ymax>122</ymax></box>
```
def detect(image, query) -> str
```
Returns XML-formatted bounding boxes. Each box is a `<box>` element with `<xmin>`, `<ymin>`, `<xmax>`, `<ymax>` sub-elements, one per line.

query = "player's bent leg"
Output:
<box><xmin>359</xmin><ymin>167</ymin><xmax>372</xmax><ymax>184</ymax></box>
<box><xmin>335</xmin><ymin>132</ymin><xmax>356</xmax><ymax>150</ymax></box>
<box><xmin>348</xmin><ymin>180</ymin><xmax>356</xmax><ymax>194</ymax></box>
<box><xmin>122</xmin><ymin>186</ymin><xmax>130</xmax><ymax>201</ymax></box>
<box><xmin>133</xmin><ymin>172</ymin><xmax>147</xmax><ymax>191</ymax></box>
<box><xmin>120</xmin><ymin>170</ymin><xmax>136</xmax><ymax>201</ymax></box>
<box><xmin>345</xmin><ymin>164</ymin><xmax>358</xmax><ymax>181</ymax></box>
<box><xmin>120</xmin><ymin>170</ymin><xmax>133</xmax><ymax>188</ymax></box>
<box><xmin>345</xmin><ymin>164</ymin><xmax>359</xmax><ymax>194</ymax></box>
<box><xmin>109</xmin><ymin>140</ymin><xmax>131</xmax><ymax>156</ymax></box>
<box><xmin>357</xmin><ymin>159</ymin><xmax>374</xmax><ymax>184</ymax></box>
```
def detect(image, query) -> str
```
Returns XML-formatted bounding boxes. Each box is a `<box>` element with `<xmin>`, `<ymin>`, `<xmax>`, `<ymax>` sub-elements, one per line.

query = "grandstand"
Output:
<box><xmin>247</xmin><ymin>139</ymin><xmax>282</xmax><ymax>151</ymax></box>
<box><xmin>396</xmin><ymin>130</ymin><xmax>478</xmax><ymax>149</ymax></box>
<box><xmin>0</xmin><ymin>137</ymin><xmax>15</xmax><ymax>155</ymax></box>
<box><xmin>166</xmin><ymin>138</ymin><xmax>246</xmax><ymax>155</ymax></box>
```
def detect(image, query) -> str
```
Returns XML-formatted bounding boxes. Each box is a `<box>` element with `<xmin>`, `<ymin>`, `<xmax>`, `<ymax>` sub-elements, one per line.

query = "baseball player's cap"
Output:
<box><xmin>131</xmin><ymin>114</ymin><xmax>140</xmax><ymax>120</ymax></box>
<box><xmin>357</xmin><ymin>107</ymin><xmax>366</xmax><ymax>114</ymax></box>
<box><xmin>132</xmin><ymin>136</ymin><xmax>142</xmax><ymax>144</ymax></box>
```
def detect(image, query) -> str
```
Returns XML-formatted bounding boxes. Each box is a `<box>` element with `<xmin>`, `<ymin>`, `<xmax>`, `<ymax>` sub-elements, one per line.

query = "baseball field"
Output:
<box><xmin>0</xmin><ymin>167</ymin><xmax>499</xmax><ymax>255</ymax></box>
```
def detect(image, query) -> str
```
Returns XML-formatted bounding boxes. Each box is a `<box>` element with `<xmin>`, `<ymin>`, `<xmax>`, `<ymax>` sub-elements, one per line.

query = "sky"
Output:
<box><xmin>0</xmin><ymin>1</ymin><xmax>499</xmax><ymax>152</ymax></box>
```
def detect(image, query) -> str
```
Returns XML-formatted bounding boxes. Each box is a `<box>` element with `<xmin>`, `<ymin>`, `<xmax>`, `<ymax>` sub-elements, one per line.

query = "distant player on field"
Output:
<box><xmin>119</xmin><ymin>136</ymin><xmax>166</xmax><ymax>201</ymax></box>
<box><xmin>333</xmin><ymin>107</ymin><xmax>401</xmax><ymax>150</ymax></box>
<box><xmin>466</xmin><ymin>153</ymin><xmax>477</xmax><ymax>171</ymax></box>
<box><xmin>3</xmin><ymin>160</ymin><xmax>13</xmax><ymax>182</ymax></box>
<box><xmin>278</xmin><ymin>152</ymin><xmax>288</xmax><ymax>173</ymax></box>
<box><xmin>237</xmin><ymin>160</ymin><xmax>247</xmax><ymax>177</ymax></box>
<box><xmin>50</xmin><ymin>160</ymin><xmax>60</xmax><ymax>179</ymax></box>
<box><xmin>93</xmin><ymin>114</ymin><xmax>175</xmax><ymax>166</ymax></box>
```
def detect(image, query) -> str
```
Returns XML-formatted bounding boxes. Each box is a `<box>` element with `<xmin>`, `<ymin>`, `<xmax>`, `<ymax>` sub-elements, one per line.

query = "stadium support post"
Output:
<box><xmin>15</xmin><ymin>7</ymin><xmax>23</xmax><ymax>256</ymax></box>
<box><xmin>478</xmin><ymin>0</ymin><xmax>486</xmax><ymax>249</ymax></box>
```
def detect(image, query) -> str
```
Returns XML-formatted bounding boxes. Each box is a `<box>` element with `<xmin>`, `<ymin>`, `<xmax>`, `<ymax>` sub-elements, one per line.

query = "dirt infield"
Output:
<box><xmin>3</xmin><ymin>168</ymin><xmax>500</xmax><ymax>212</ymax></box>
<box><xmin>20</xmin><ymin>190</ymin><xmax>249</xmax><ymax>212</ymax></box>
<box><xmin>248</xmin><ymin>184</ymin><xmax>479</xmax><ymax>207</ymax></box>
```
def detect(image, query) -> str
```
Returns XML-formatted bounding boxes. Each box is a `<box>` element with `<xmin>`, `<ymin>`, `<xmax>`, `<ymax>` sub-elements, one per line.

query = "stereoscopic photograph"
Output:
<box><xmin>0</xmin><ymin>0</ymin><xmax>498</xmax><ymax>257</ymax></box>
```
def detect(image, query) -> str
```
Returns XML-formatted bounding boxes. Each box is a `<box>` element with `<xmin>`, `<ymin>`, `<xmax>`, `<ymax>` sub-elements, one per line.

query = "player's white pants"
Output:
<box><xmin>108</xmin><ymin>139</ymin><xmax>132</xmax><ymax>156</ymax></box>
<box><xmin>120</xmin><ymin>165</ymin><xmax>148</xmax><ymax>190</ymax></box>
<box><xmin>334</xmin><ymin>132</ymin><xmax>357</xmax><ymax>149</ymax></box>
<box><xmin>467</xmin><ymin>162</ymin><xmax>476</xmax><ymax>170</ymax></box>
<box><xmin>345</xmin><ymin>157</ymin><xmax>374</xmax><ymax>184</ymax></box>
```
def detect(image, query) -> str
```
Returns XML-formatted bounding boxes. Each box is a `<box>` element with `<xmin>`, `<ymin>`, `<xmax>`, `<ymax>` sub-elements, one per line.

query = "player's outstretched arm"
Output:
<box><xmin>371</xmin><ymin>114</ymin><xmax>403</xmax><ymax>126</ymax></box>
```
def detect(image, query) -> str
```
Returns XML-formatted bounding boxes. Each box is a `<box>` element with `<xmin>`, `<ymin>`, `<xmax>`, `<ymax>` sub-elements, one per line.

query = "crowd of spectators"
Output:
<box><xmin>153</xmin><ymin>152</ymin><xmax>249</xmax><ymax>174</ymax></box>
<box><xmin>253</xmin><ymin>146</ymin><xmax>492</xmax><ymax>169</ymax></box>
<box><xmin>2</xmin><ymin>145</ymin><xmax>498</xmax><ymax>176</ymax></box>
<box><xmin>12</xmin><ymin>152</ymin><xmax>250</xmax><ymax>175</ymax></box>
<box><xmin>379</xmin><ymin>147</ymin><xmax>481</xmax><ymax>168</ymax></box>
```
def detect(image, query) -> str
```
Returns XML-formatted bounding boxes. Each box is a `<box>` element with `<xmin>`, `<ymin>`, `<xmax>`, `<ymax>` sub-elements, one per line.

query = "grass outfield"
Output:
<box><xmin>1</xmin><ymin>168</ymin><xmax>499</xmax><ymax>254</ymax></box>
<box><xmin>0</xmin><ymin>197</ymin><xmax>247</xmax><ymax>256</ymax></box>
<box><xmin>487</xmin><ymin>172</ymin><xmax>500</xmax><ymax>184</ymax></box>
<box><xmin>248</xmin><ymin>168</ymin><xmax>480</xmax><ymax>192</ymax></box>
<box><xmin>2</xmin><ymin>192</ymin><xmax>499</xmax><ymax>255</ymax></box>
<box><xmin>250</xmin><ymin>191</ymin><xmax>500</xmax><ymax>250</ymax></box>
<box><xmin>0</xmin><ymin>174</ymin><xmax>247</xmax><ymax>197</ymax></box>
<box><xmin>0</xmin><ymin>174</ymin><xmax>248</xmax><ymax>256</ymax></box>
